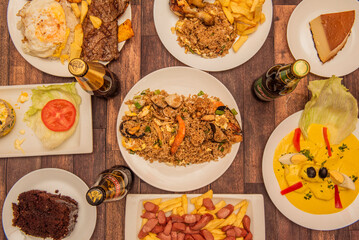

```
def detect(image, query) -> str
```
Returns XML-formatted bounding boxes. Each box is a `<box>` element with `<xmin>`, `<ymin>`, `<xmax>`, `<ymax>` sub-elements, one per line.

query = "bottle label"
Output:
<box><xmin>253</xmin><ymin>77</ymin><xmax>275</xmax><ymax>101</ymax></box>
<box><xmin>104</xmin><ymin>174</ymin><xmax>125</xmax><ymax>199</ymax></box>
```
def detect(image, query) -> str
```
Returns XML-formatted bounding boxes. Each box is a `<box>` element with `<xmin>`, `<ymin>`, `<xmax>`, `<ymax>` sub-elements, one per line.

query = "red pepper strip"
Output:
<box><xmin>281</xmin><ymin>182</ymin><xmax>303</xmax><ymax>195</ymax></box>
<box><xmin>293</xmin><ymin>128</ymin><xmax>301</xmax><ymax>152</ymax></box>
<box><xmin>323</xmin><ymin>127</ymin><xmax>332</xmax><ymax>157</ymax></box>
<box><xmin>334</xmin><ymin>185</ymin><xmax>343</xmax><ymax>209</ymax></box>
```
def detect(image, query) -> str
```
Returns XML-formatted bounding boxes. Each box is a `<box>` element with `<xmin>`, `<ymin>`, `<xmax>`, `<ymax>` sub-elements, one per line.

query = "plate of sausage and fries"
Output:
<box><xmin>125</xmin><ymin>190</ymin><xmax>265</xmax><ymax>239</ymax></box>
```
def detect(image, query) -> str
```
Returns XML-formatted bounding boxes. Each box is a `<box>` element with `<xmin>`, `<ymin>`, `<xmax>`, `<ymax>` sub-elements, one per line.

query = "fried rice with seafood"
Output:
<box><xmin>119</xmin><ymin>89</ymin><xmax>243</xmax><ymax>166</ymax></box>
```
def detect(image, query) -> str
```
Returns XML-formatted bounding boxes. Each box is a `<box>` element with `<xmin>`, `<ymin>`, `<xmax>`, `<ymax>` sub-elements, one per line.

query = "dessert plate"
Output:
<box><xmin>287</xmin><ymin>0</ymin><xmax>359</xmax><ymax>77</ymax></box>
<box><xmin>125</xmin><ymin>194</ymin><xmax>265</xmax><ymax>239</ymax></box>
<box><xmin>262</xmin><ymin>111</ymin><xmax>359</xmax><ymax>230</ymax></box>
<box><xmin>116</xmin><ymin>67</ymin><xmax>241</xmax><ymax>191</ymax></box>
<box><xmin>2</xmin><ymin>168</ymin><xmax>97</xmax><ymax>240</ymax></box>
<box><xmin>7</xmin><ymin>0</ymin><xmax>131</xmax><ymax>77</ymax></box>
<box><xmin>153</xmin><ymin>0</ymin><xmax>273</xmax><ymax>72</ymax></box>
<box><xmin>0</xmin><ymin>83</ymin><xmax>93</xmax><ymax>158</ymax></box>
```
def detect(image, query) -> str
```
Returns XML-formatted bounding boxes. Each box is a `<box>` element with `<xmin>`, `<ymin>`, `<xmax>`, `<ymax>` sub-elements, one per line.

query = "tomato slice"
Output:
<box><xmin>41</xmin><ymin>99</ymin><xmax>76</xmax><ymax>132</ymax></box>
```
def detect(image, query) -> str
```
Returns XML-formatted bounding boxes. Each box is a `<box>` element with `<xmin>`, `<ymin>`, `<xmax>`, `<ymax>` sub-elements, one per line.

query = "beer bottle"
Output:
<box><xmin>253</xmin><ymin>59</ymin><xmax>310</xmax><ymax>101</ymax></box>
<box><xmin>68</xmin><ymin>58</ymin><xmax>119</xmax><ymax>98</ymax></box>
<box><xmin>86</xmin><ymin>165</ymin><xmax>134</xmax><ymax>206</ymax></box>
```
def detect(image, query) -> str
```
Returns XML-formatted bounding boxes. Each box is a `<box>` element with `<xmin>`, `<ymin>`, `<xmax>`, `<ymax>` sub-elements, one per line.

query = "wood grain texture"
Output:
<box><xmin>0</xmin><ymin>1</ymin><xmax>358</xmax><ymax>240</ymax></box>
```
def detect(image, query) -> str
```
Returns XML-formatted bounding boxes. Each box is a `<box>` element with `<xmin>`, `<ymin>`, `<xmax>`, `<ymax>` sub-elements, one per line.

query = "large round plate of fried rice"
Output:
<box><xmin>116</xmin><ymin>67</ymin><xmax>242</xmax><ymax>191</ymax></box>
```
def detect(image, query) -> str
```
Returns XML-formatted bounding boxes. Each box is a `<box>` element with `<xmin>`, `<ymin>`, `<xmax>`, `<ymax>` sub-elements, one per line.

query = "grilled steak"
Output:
<box><xmin>82</xmin><ymin>0</ymin><xmax>129</xmax><ymax>62</ymax></box>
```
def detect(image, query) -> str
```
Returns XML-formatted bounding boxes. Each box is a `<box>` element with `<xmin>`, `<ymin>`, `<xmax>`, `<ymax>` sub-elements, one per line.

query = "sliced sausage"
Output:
<box><xmin>226</xmin><ymin>228</ymin><xmax>236</xmax><ymax>237</ymax></box>
<box><xmin>178</xmin><ymin>232</ymin><xmax>185</xmax><ymax>240</ymax></box>
<box><xmin>152</xmin><ymin>225</ymin><xmax>164</xmax><ymax>234</ymax></box>
<box><xmin>243</xmin><ymin>215</ymin><xmax>251</xmax><ymax>232</ymax></box>
<box><xmin>202</xmin><ymin>198</ymin><xmax>215</xmax><ymax>210</ymax></box>
<box><xmin>233</xmin><ymin>227</ymin><xmax>242</xmax><ymax>237</ymax></box>
<box><xmin>183</xmin><ymin>214</ymin><xmax>197</xmax><ymax>224</ymax></box>
<box><xmin>184</xmin><ymin>226</ymin><xmax>200</xmax><ymax>234</ymax></box>
<box><xmin>244</xmin><ymin>232</ymin><xmax>253</xmax><ymax>240</ymax></box>
<box><xmin>195</xmin><ymin>215</ymin><xmax>201</xmax><ymax>222</ymax></box>
<box><xmin>171</xmin><ymin>231</ymin><xmax>178</xmax><ymax>240</ymax></box>
<box><xmin>171</xmin><ymin>214</ymin><xmax>184</xmax><ymax>223</ymax></box>
<box><xmin>192</xmin><ymin>234</ymin><xmax>205</xmax><ymax>240</ymax></box>
<box><xmin>200</xmin><ymin>229</ymin><xmax>214</xmax><ymax>240</ymax></box>
<box><xmin>239</xmin><ymin>228</ymin><xmax>248</xmax><ymax>237</ymax></box>
<box><xmin>191</xmin><ymin>214</ymin><xmax>214</xmax><ymax>230</ymax></box>
<box><xmin>141</xmin><ymin>211</ymin><xmax>156</xmax><ymax>219</ymax></box>
<box><xmin>138</xmin><ymin>218</ymin><xmax>158</xmax><ymax>238</ymax></box>
<box><xmin>138</xmin><ymin>229</ymin><xmax>148</xmax><ymax>239</ymax></box>
<box><xmin>144</xmin><ymin>202</ymin><xmax>159</xmax><ymax>213</ymax></box>
<box><xmin>216</xmin><ymin>204</ymin><xmax>234</xmax><ymax>219</ymax></box>
<box><xmin>158</xmin><ymin>210</ymin><xmax>167</xmax><ymax>225</ymax></box>
<box><xmin>184</xmin><ymin>234</ymin><xmax>194</xmax><ymax>240</ymax></box>
<box><xmin>172</xmin><ymin>222</ymin><xmax>186</xmax><ymax>232</ymax></box>
<box><xmin>221</xmin><ymin>225</ymin><xmax>233</xmax><ymax>232</ymax></box>
<box><xmin>157</xmin><ymin>232</ymin><xmax>172</xmax><ymax>240</ymax></box>
<box><xmin>163</xmin><ymin>220</ymin><xmax>173</xmax><ymax>235</ymax></box>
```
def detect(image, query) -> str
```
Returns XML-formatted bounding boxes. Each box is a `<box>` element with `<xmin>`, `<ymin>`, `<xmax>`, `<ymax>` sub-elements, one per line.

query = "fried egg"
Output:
<box><xmin>17</xmin><ymin>0</ymin><xmax>69</xmax><ymax>58</ymax></box>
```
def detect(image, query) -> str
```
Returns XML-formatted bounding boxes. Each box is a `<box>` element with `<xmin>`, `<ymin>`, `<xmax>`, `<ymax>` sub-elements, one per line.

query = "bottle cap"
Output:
<box><xmin>86</xmin><ymin>187</ymin><xmax>106</xmax><ymax>206</ymax></box>
<box><xmin>292</xmin><ymin>59</ymin><xmax>310</xmax><ymax>78</ymax></box>
<box><xmin>68</xmin><ymin>58</ymin><xmax>88</xmax><ymax>77</ymax></box>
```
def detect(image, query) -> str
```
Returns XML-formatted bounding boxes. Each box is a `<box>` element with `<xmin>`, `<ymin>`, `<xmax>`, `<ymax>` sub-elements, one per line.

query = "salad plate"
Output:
<box><xmin>116</xmin><ymin>67</ymin><xmax>241</xmax><ymax>192</ymax></box>
<box><xmin>125</xmin><ymin>193</ymin><xmax>265</xmax><ymax>239</ymax></box>
<box><xmin>2</xmin><ymin>168</ymin><xmax>97</xmax><ymax>240</ymax></box>
<box><xmin>0</xmin><ymin>83</ymin><xmax>92</xmax><ymax>158</ymax></box>
<box><xmin>153</xmin><ymin>0</ymin><xmax>273</xmax><ymax>72</ymax></box>
<box><xmin>262</xmin><ymin>111</ymin><xmax>359</xmax><ymax>230</ymax></box>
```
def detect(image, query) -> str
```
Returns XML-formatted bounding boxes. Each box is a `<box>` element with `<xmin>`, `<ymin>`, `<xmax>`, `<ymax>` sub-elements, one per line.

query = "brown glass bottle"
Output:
<box><xmin>253</xmin><ymin>59</ymin><xmax>310</xmax><ymax>101</ymax></box>
<box><xmin>86</xmin><ymin>165</ymin><xmax>134</xmax><ymax>206</ymax></box>
<box><xmin>68</xmin><ymin>58</ymin><xmax>119</xmax><ymax>98</ymax></box>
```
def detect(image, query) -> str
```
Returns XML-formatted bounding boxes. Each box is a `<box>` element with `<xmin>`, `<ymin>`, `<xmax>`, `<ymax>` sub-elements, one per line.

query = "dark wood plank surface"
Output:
<box><xmin>1</xmin><ymin>0</ymin><xmax>358</xmax><ymax>239</ymax></box>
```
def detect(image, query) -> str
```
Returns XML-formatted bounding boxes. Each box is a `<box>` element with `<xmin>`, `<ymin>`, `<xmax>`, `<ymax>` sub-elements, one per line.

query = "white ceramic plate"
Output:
<box><xmin>153</xmin><ymin>0</ymin><xmax>273</xmax><ymax>72</ymax></box>
<box><xmin>7</xmin><ymin>0</ymin><xmax>131</xmax><ymax>77</ymax></box>
<box><xmin>262</xmin><ymin>111</ymin><xmax>359</xmax><ymax>230</ymax></box>
<box><xmin>125</xmin><ymin>194</ymin><xmax>265</xmax><ymax>239</ymax></box>
<box><xmin>0</xmin><ymin>83</ymin><xmax>93</xmax><ymax>158</ymax></box>
<box><xmin>2</xmin><ymin>168</ymin><xmax>97</xmax><ymax>240</ymax></box>
<box><xmin>287</xmin><ymin>0</ymin><xmax>359</xmax><ymax>77</ymax></box>
<box><xmin>116</xmin><ymin>67</ymin><xmax>242</xmax><ymax>191</ymax></box>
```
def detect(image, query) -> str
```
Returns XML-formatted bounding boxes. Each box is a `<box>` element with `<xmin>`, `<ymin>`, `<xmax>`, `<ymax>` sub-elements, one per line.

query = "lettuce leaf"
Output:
<box><xmin>299</xmin><ymin>76</ymin><xmax>358</xmax><ymax>144</ymax></box>
<box><xmin>24</xmin><ymin>83</ymin><xmax>81</xmax><ymax>149</ymax></box>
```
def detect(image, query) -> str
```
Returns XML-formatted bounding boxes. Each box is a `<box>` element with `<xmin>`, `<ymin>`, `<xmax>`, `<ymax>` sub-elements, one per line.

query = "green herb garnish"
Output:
<box><xmin>154</xmin><ymin>89</ymin><xmax>161</xmax><ymax>95</ymax></box>
<box><xmin>215</xmin><ymin>110</ymin><xmax>225</xmax><ymax>115</ymax></box>
<box><xmin>299</xmin><ymin>149</ymin><xmax>314</xmax><ymax>161</ymax></box>
<box><xmin>339</xmin><ymin>144</ymin><xmax>349</xmax><ymax>152</ymax></box>
<box><xmin>197</xmin><ymin>91</ymin><xmax>205</xmax><ymax>96</ymax></box>
<box><xmin>231</xmin><ymin>108</ymin><xmax>238</xmax><ymax>116</ymax></box>
<box><xmin>145</xmin><ymin>126</ymin><xmax>151</xmax><ymax>132</ymax></box>
<box><xmin>134</xmin><ymin>102</ymin><xmax>142</xmax><ymax>109</ymax></box>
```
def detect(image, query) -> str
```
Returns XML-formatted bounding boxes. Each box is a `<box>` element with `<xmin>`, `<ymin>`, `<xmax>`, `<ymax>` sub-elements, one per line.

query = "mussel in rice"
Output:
<box><xmin>120</xmin><ymin>120</ymin><xmax>146</xmax><ymax>138</ymax></box>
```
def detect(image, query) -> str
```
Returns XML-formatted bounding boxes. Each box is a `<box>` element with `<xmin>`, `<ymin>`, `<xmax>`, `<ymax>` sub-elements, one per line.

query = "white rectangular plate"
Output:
<box><xmin>125</xmin><ymin>194</ymin><xmax>265</xmax><ymax>239</ymax></box>
<box><xmin>0</xmin><ymin>83</ymin><xmax>93</xmax><ymax>158</ymax></box>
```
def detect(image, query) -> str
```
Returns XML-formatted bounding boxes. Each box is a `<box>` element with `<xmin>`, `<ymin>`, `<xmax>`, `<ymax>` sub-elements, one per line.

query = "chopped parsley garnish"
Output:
<box><xmin>231</xmin><ymin>108</ymin><xmax>238</xmax><ymax>116</ymax></box>
<box><xmin>134</xmin><ymin>102</ymin><xmax>142</xmax><ymax>109</ymax></box>
<box><xmin>299</xmin><ymin>149</ymin><xmax>314</xmax><ymax>161</ymax></box>
<box><xmin>197</xmin><ymin>90</ymin><xmax>205</xmax><ymax>96</ymax></box>
<box><xmin>145</xmin><ymin>126</ymin><xmax>151</xmax><ymax>132</ymax></box>
<box><xmin>154</xmin><ymin>89</ymin><xmax>161</xmax><ymax>95</ymax></box>
<box><xmin>339</xmin><ymin>144</ymin><xmax>349</xmax><ymax>152</ymax></box>
<box><xmin>129</xmin><ymin>150</ymin><xmax>136</xmax><ymax>155</ymax></box>
<box><xmin>215</xmin><ymin>110</ymin><xmax>225</xmax><ymax>115</ymax></box>
<box><xmin>350</xmin><ymin>175</ymin><xmax>358</xmax><ymax>183</ymax></box>
<box><xmin>304</xmin><ymin>192</ymin><xmax>312</xmax><ymax>200</ymax></box>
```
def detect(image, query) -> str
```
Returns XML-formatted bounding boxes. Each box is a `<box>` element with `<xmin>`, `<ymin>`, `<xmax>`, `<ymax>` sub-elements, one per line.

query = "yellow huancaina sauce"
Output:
<box><xmin>273</xmin><ymin>124</ymin><xmax>359</xmax><ymax>214</ymax></box>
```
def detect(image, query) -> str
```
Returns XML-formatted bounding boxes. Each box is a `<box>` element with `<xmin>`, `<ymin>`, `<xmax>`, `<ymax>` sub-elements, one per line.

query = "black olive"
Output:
<box><xmin>319</xmin><ymin>167</ymin><xmax>328</xmax><ymax>179</ymax></box>
<box><xmin>306</xmin><ymin>167</ymin><xmax>316</xmax><ymax>178</ymax></box>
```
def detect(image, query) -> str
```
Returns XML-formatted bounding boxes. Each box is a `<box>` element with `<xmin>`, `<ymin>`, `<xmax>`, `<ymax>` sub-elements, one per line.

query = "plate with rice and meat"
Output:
<box><xmin>116</xmin><ymin>67</ymin><xmax>243</xmax><ymax>191</ymax></box>
<box><xmin>153</xmin><ymin>0</ymin><xmax>273</xmax><ymax>72</ymax></box>
<box><xmin>7</xmin><ymin>0</ymin><xmax>132</xmax><ymax>77</ymax></box>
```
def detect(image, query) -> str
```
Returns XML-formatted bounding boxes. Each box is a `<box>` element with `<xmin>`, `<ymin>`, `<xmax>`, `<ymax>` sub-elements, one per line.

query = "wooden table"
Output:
<box><xmin>1</xmin><ymin>0</ymin><xmax>358</xmax><ymax>239</ymax></box>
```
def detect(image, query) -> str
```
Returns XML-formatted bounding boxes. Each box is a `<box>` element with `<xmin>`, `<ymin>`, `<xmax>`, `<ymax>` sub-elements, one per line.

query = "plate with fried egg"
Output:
<box><xmin>7</xmin><ymin>0</ymin><xmax>131</xmax><ymax>77</ymax></box>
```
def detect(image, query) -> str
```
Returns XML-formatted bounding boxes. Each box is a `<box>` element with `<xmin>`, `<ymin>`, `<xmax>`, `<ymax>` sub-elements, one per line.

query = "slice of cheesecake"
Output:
<box><xmin>309</xmin><ymin>10</ymin><xmax>355</xmax><ymax>63</ymax></box>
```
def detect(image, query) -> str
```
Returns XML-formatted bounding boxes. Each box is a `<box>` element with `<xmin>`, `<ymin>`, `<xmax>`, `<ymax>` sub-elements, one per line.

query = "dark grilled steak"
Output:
<box><xmin>82</xmin><ymin>0</ymin><xmax>129</xmax><ymax>62</ymax></box>
<box><xmin>88</xmin><ymin>0</ymin><xmax>129</xmax><ymax>22</ymax></box>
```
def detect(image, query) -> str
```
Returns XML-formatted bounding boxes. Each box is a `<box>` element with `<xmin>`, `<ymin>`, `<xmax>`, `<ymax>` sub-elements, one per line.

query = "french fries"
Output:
<box><xmin>139</xmin><ymin>190</ymin><xmax>251</xmax><ymax>239</ymax></box>
<box><xmin>219</xmin><ymin>0</ymin><xmax>266</xmax><ymax>52</ymax></box>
